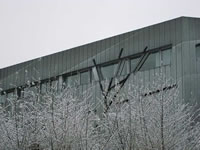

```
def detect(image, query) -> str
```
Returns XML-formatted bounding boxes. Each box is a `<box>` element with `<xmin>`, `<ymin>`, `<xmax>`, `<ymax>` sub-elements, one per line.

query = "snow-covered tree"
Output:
<box><xmin>0</xmin><ymin>83</ymin><xmax>97</xmax><ymax>150</ymax></box>
<box><xmin>94</xmin><ymin>76</ymin><xmax>200</xmax><ymax>150</ymax></box>
<box><xmin>0</xmin><ymin>75</ymin><xmax>200</xmax><ymax>150</ymax></box>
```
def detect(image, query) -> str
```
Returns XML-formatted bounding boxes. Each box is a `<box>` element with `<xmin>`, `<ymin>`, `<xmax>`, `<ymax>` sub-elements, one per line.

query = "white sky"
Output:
<box><xmin>0</xmin><ymin>0</ymin><xmax>200</xmax><ymax>69</ymax></box>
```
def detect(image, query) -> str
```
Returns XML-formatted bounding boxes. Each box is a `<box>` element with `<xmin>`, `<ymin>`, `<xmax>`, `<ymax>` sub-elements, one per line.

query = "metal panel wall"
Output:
<box><xmin>0</xmin><ymin>17</ymin><xmax>200</xmax><ymax>108</ymax></box>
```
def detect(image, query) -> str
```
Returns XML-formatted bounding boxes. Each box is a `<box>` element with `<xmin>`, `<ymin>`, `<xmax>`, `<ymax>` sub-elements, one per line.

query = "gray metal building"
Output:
<box><xmin>0</xmin><ymin>16</ymin><xmax>200</xmax><ymax>106</ymax></box>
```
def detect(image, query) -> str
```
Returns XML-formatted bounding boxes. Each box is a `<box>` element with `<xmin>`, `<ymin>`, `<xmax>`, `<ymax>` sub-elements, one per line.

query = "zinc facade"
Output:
<box><xmin>0</xmin><ymin>17</ymin><xmax>200</xmax><ymax>105</ymax></box>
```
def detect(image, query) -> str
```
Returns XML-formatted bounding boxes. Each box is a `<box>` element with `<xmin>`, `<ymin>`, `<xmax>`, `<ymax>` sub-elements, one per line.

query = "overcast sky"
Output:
<box><xmin>0</xmin><ymin>0</ymin><xmax>200</xmax><ymax>69</ymax></box>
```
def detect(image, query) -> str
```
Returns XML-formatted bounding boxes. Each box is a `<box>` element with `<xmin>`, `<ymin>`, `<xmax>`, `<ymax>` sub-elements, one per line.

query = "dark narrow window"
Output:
<box><xmin>80</xmin><ymin>71</ymin><xmax>90</xmax><ymax>85</ymax></box>
<box><xmin>41</xmin><ymin>82</ymin><xmax>47</xmax><ymax>94</ymax></box>
<box><xmin>141</xmin><ymin>52</ymin><xmax>160</xmax><ymax>71</ymax></box>
<box><xmin>161</xmin><ymin>48</ymin><xmax>171</xmax><ymax>65</ymax></box>
<box><xmin>101</xmin><ymin>63</ymin><xmax>117</xmax><ymax>79</ymax></box>
<box><xmin>64</xmin><ymin>74</ymin><xmax>79</xmax><ymax>87</ymax></box>
<box><xmin>0</xmin><ymin>94</ymin><xmax>6</xmax><ymax>105</ymax></box>
<box><xmin>92</xmin><ymin>67</ymin><xmax>100</xmax><ymax>81</ymax></box>
<box><xmin>7</xmin><ymin>92</ymin><xmax>14</xmax><ymax>99</ymax></box>
<box><xmin>6</xmin><ymin>92</ymin><xmax>14</xmax><ymax>111</ymax></box>
<box><xmin>136</xmin><ymin>48</ymin><xmax>171</xmax><ymax>71</ymax></box>
<box><xmin>143</xmin><ymin>84</ymin><xmax>177</xmax><ymax>96</ymax></box>
<box><xmin>196</xmin><ymin>44</ymin><xmax>200</xmax><ymax>73</ymax></box>
<box><xmin>23</xmin><ymin>85</ymin><xmax>38</xmax><ymax>97</ymax></box>
<box><xmin>196</xmin><ymin>44</ymin><xmax>200</xmax><ymax>60</ymax></box>
<box><xmin>131</xmin><ymin>57</ymin><xmax>140</xmax><ymax>72</ymax></box>
<box><xmin>117</xmin><ymin>60</ymin><xmax>129</xmax><ymax>76</ymax></box>
<box><xmin>17</xmin><ymin>88</ymin><xmax>21</xmax><ymax>98</ymax></box>
<box><xmin>0</xmin><ymin>95</ymin><xmax>2</xmax><ymax>103</ymax></box>
<box><xmin>46</xmin><ymin>82</ymin><xmax>51</xmax><ymax>92</ymax></box>
<box><xmin>51</xmin><ymin>80</ymin><xmax>58</xmax><ymax>91</ymax></box>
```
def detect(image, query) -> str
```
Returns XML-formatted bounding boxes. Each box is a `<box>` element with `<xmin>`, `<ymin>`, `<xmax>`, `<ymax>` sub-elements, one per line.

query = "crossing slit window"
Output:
<box><xmin>63</xmin><ymin>74</ymin><xmax>79</xmax><ymax>87</ymax></box>
<box><xmin>140</xmin><ymin>48</ymin><xmax>171</xmax><ymax>71</ymax></box>
<box><xmin>101</xmin><ymin>63</ymin><xmax>117</xmax><ymax>79</ymax></box>
<box><xmin>80</xmin><ymin>71</ymin><xmax>90</xmax><ymax>85</ymax></box>
<box><xmin>196</xmin><ymin>44</ymin><xmax>200</xmax><ymax>72</ymax></box>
